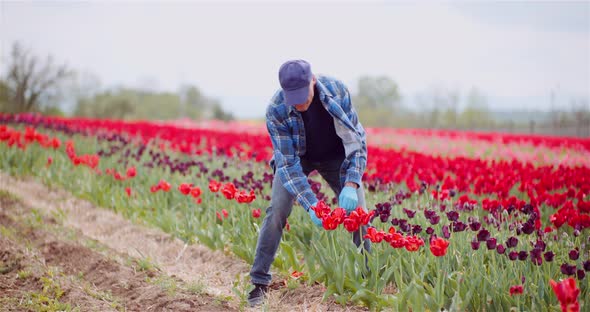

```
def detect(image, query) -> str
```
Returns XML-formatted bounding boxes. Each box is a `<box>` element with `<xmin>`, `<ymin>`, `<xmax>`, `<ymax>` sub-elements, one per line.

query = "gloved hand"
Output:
<box><xmin>339</xmin><ymin>186</ymin><xmax>358</xmax><ymax>213</ymax></box>
<box><xmin>308</xmin><ymin>205</ymin><xmax>322</xmax><ymax>227</ymax></box>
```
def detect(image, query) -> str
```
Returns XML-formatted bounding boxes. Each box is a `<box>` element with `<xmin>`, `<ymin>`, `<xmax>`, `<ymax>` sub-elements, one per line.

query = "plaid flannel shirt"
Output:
<box><xmin>266</xmin><ymin>75</ymin><xmax>367</xmax><ymax>212</ymax></box>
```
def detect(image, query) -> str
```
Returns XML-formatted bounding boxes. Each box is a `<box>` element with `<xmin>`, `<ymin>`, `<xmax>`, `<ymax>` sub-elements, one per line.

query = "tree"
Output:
<box><xmin>460</xmin><ymin>87</ymin><xmax>492</xmax><ymax>129</ymax></box>
<box><xmin>3</xmin><ymin>42</ymin><xmax>73</xmax><ymax>113</ymax></box>
<box><xmin>353</xmin><ymin>76</ymin><xmax>401</xmax><ymax>127</ymax></box>
<box><xmin>211</xmin><ymin>101</ymin><xmax>234</xmax><ymax>121</ymax></box>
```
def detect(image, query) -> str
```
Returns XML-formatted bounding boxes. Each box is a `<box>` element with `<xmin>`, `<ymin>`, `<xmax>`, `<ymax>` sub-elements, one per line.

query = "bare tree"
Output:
<box><xmin>4</xmin><ymin>42</ymin><xmax>73</xmax><ymax>112</ymax></box>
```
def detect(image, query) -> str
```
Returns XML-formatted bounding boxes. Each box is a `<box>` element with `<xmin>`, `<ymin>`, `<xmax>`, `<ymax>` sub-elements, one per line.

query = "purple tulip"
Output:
<box><xmin>452</xmin><ymin>221</ymin><xmax>467</xmax><ymax>232</ymax></box>
<box><xmin>583</xmin><ymin>260</ymin><xmax>590</xmax><ymax>272</ymax></box>
<box><xmin>469</xmin><ymin>221</ymin><xmax>481</xmax><ymax>231</ymax></box>
<box><xmin>429</xmin><ymin>215</ymin><xmax>440</xmax><ymax>225</ymax></box>
<box><xmin>471</xmin><ymin>240</ymin><xmax>480</xmax><ymax>250</ymax></box>
<box><xmin>442</xmin><ymin>225</ymin><xmax>451</xmax><ymax>239</ymax></box>
<box><xmin>569</xmin><ymin>248</ymin><xmax>579</xmax><ymax>260</ymax></box>
<box><xmin>403</xmin><ymin>208</ymin><xmax>416</xmax><ymax>218</ymax></box>
<box><xmin>506</xmin><ymin>237</ymin><xmax>518</xmax><ymax>248</ymax></box>
<box><xmin>578</xmin><ymin>269</ymin><xmax>586</xmax><ymax>280</ymax></box>
<box><xmin>477</xmin><ymin>229</ymin><xmax>490</xmax><ymax>242</ymax></box>
<box><xmin>544</xmin><ymin>251</ymin><xmax>555</xmax><ymax>262</ymax></box>
<box><xmin>412</xmin><ymin>225</ymin><xmax>422</xmax><ymax>234</ymax></box>
<box><xmin>424</xmin><ymin>209</ymin><xmax>436</xmax><ymax>219</ymax></box>
<box><xmin>533</xmin><ymin>240</ymin><xmax>546</xmax><ymax>251</ymax></box>
<box><xmin>486</xmin><ymin>238</ymin><xmax>497</xmax><ymax>250</ymax></box>
<box><xmin>446</xmin><ymin>211</ymin><xmax>459</xmax><ymax>222</ymax></box>
<box><xmin>508</xmin><ymin>251</ymin><xmax>518</xmax><ymax>261</ymax></box>
<box><xmin>426</xmin><ymin>227</ymin><xmax>434</xmax><ymax>235</ymax></box>
<box><xmin>521</xmin><ymin>221</ymin><xmax>535</xmax><ymax>235</ymax></box>
<box><xmin>530</xmin><ymin>248</ymin><xmax>542</xmax><ymax>259</ymax></box>
<box><xmin>496</xmin><ymin>244</ymin><xmax>506</xmax><ymax>255</ymax></box>
<box><xmin>561</xmin><ymin>263</ymin><xmax>577</xmax><ymax>276</ymax></box>
<box><xmin>400</xmin><ymin>222</ymin><xmax>411</xmax><ymax>233</ymax></box>
<box><xmin>518</xmin><ymin>251</ymin><xmax>528</xmax><ymax>261</ymax></box>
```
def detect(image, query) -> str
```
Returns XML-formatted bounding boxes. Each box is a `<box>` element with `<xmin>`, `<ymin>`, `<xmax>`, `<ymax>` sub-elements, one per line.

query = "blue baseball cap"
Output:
<box><xmin>278</xmin><ymin>60</ymin><xmax>313</xmax><ymax>106</ymax></box>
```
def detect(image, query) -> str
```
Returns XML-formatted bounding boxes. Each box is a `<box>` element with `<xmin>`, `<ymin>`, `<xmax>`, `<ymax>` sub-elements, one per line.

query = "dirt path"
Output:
<box><xmin>0</xmin><ymin>173</ymin><xmax>366</xmax><ymax>311</ymax></box>
<box><xmin>0</xmin><ymin>188</ymin><xmax>233</xmax><ymax>311</ymax></box>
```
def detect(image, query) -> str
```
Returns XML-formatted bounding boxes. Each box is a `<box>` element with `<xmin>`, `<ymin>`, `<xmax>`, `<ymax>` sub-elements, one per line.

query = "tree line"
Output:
<box><xmin>1</xmin><ymin>42</ymin><xmax>588</xmax><ymax>136</ymax></box>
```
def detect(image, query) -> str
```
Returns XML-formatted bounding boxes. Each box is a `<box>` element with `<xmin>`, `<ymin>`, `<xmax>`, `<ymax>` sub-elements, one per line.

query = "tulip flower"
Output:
<box><xmin>429</xmin><ymin>237</ymin><xmax>449</xmax><ymax>257</ymax></box>
<box><xmin>509</xmin><ymin>285</ymin><xmax>523</xmax><ymax>296</ymax></box>
<box><xmin>179</xmin><ymin>183</ymin><xmax>193</xmax><ymax>195</ymax></box>
<box><xmin>363</xmin><ymin>227</ymin><xmax>385</xmax><ymax>243</ymax></box>
<box><xmin>126</xmin><ymin>166</ymin><xmax>136</xmax><ymax>178</ymax></box>
<box><xmin>550</xmin><ymin>278</ymin><xmax>580</xmax><ymax>312</ymax></box>
<box><xmin>252</xmin><ymin>208</ymin><xmax>261</xmax><ymax>218</ymax></box>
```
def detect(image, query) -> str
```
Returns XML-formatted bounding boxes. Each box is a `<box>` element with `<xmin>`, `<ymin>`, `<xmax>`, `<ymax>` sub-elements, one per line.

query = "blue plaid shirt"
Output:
<box><xmin>266</xmin><ymin>75</ymin><xmax>367</xmax><ymax>212</ymax></box>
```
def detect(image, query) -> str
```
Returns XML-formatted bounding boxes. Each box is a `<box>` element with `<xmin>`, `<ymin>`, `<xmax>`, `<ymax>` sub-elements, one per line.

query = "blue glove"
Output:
<box><xmin>339</xmin><ymin>186</ymin><xmax>358</xmax><ymax>213</ymax></box>
<box><xmin>308</xmin><ymin>206</ymin><xmax>322</xmax><ymax>227</ymax></box>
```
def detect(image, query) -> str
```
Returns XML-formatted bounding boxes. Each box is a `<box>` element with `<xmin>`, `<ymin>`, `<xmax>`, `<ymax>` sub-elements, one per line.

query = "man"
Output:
<box><xmin>248</xmin><ymin>59</ymin><xmax>370</xmax><ymax>307</ymax></box>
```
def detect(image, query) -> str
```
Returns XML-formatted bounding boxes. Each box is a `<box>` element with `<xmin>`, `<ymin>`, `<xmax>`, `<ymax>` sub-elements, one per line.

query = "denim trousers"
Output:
<box><xmin>250</xmin><ymin>157</ymin><xmax>371</xmax><ymax>286</ymax></box>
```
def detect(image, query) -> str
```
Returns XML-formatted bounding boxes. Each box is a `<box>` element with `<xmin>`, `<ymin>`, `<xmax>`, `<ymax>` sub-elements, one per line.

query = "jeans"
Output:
<box><xmin>250</xmin><ymin>157</ymin><xmax>371</xmax><ymax>286</ymax></box>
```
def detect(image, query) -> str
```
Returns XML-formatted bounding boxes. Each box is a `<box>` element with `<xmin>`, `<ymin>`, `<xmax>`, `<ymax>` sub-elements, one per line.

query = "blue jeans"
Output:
<box><xmin>250</xmin><ymin>157</ymin><xmax>371</xmax><ymax>286</ymax></box>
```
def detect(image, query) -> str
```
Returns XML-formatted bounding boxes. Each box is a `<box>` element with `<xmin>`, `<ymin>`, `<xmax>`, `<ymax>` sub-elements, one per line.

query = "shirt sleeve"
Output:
<box><xmin>266</xmin><ymin>109</ymin><xmax>318</xmax><ymax>211</ymax></box>
<box><xmin>340</xmin><ymin>84</ymin><xmax>368</xmax><ymax>186</ymax></box>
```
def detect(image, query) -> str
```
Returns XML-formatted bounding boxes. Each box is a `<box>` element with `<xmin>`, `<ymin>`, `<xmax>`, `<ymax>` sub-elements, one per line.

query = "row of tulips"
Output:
<box><xmin>0</xmin><ymin>116</ymin><xmax>588</xmax><ymax>311</ymax></box>
<box><xmin>3</xmin><ymin>114</ymin><xmax>588</xmax><ymax>233</ymax></box>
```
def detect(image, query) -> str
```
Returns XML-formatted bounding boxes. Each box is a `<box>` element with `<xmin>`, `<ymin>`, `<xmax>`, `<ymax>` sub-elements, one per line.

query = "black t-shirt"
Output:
<box><xmin>300</xmin><ymin>86</ymin><xmax>345</xmax><ymax>162</ymax></box>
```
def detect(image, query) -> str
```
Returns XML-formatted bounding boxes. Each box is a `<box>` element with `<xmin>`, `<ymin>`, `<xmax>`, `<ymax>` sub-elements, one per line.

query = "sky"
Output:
<box><xmin>1</xmin><ymin>0</ymin><xmax>589</xmax><ymax>119</ymax></box>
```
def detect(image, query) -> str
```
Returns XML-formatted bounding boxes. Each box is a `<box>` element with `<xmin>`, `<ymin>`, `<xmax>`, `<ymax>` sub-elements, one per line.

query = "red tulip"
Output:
<box><xmin>190</xmin><ymin>186</ymin><xmax>202</xmax><ymax>198</ymax></box>
<box><xmin>46</xmin><ymin>156</ymin><xmax>53</xmax><ymax>167</ymax></box>
<box><xmin>252</xmin><ymin>208</ymin><xmax>261</xmax><ymax>218</ymax></box>
<box><xmin>430</xmin><ymin>237</ymin><xmax>450</xmax><ymax>257</ymax></box>
<box><xmin>236</xmin><ymin>190</ymin><xmax>256</xmax><ymax>203</ymax></box>
<box><xmin>320</xmin><ymin>208</ymin><xmax>345</xmax><ymax>231</ymax></box>
<box><xmin>125</xmin><ymin>187</ymin><xmax>132</xmax><ymax>197</ymax></box>
<box><xmin>404</xmin><ymin>235</ymin><xmax>424</xmax><ymax>252</ymax></box>
<box><xmin>221</xmin><ymin>182</ymin><xmax>237</xmax><ymax>200</ymax></box>
<box><xmin>158</xmin><ymin>179</ymin><xmax>171</xmax><ymax>192</ymax></box>
<box><xmin>126</xmin><ymin>166</ymin><xmax>136</xmax><ymax>178</ymax></box>
<box><xmin>384</xmin><ymin>227</ymin><xmax>406</xmax><ymax>249</ymax></box>
<box><xmin>550</xmin><ymin>278</ymin><xmax>580</xmax><ymax>312</ymax></box>
<box><xmin>178</xmin><ymin>183</ymin><xmax>193</xmax><ymax>195</ymax></box>
<box><xmin>509</xmin><ymin>285</ymin><xmax>523</xmax><ymax>296</ymax></box>
<box><xmin>209</xmin><ymin>180</ymin><xmax>222</xmax><ymax>192</ymax></box>
<box><xmin>312</xmin><ymin>201</ymin><xmax>331</xmax><ymax>219</ymax></box>
<box><xmin>291</xmin><ymin>271</ymin><xmax>303</xmax><ymax>279</ymax></box>
<box><xmin>363</xmin><ymin>227</ymin><xmax>385</xmax><ymax>243</ymax></box>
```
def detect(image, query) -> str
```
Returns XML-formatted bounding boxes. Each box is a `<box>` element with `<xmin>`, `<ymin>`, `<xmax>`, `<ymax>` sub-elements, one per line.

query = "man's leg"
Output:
<box><xmin>250</xmin><ymin>173</ymin><xmax>296</xmax><ymax>286</ymax></box>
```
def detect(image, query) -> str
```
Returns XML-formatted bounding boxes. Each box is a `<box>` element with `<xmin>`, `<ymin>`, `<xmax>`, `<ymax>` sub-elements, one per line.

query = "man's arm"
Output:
<box><xmin>266</xmin><ymin>110</ymin><xmax>317</xmax><ymax>211</ymax></box>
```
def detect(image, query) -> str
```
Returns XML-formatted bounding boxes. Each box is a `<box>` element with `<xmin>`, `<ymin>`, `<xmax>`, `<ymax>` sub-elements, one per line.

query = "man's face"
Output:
<box><xmin>294</xmin><ymin>76</ymin><xmax>316</xmax><ymax>112</ymax></box>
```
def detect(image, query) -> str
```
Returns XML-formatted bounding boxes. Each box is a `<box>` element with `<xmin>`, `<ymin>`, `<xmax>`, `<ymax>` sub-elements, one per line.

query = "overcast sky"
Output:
<box><xmin>1</xmin><ymin>1</ymin><xmax>589</xmax><ymax>118</ymax></box>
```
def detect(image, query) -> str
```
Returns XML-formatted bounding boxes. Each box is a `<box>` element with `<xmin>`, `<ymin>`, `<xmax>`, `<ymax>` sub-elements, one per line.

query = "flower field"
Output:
<box><xmin>1</xmin><ymin>113</ymin><xmax>588</xmax><ymax>311</ymax></box>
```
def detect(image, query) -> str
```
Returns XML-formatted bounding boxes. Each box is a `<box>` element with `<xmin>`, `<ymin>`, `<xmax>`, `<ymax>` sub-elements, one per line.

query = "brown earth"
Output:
<box><xmin>0</xmin><ymin>187</ymin><xmax>234</xmax><ymax>312</ymax></box>
<box><xmin>0</xmin><ymin>173</ymin><xmax>367</xmax><ymax>311</ymax></box>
